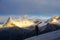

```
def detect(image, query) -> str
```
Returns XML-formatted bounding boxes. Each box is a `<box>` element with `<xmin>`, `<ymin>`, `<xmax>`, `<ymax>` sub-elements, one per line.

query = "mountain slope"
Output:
<box><xmin>25</xmin><ymin>30</ymin><xmax>60</xmax><ymax>40</ymax></box>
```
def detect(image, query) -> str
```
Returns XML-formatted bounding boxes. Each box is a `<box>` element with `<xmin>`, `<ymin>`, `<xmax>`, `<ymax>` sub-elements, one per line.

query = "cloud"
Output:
<box><xmin>0</xmin><ymin>0</ymin><xmax>60</xmax><ymax>16</ymax></box>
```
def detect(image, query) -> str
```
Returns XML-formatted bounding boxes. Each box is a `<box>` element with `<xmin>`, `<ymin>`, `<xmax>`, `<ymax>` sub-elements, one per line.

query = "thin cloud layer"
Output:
<box><xmin>0</xmin><ymin>0</ymin><xmax>60</xmax><ymax>16</ymax></box>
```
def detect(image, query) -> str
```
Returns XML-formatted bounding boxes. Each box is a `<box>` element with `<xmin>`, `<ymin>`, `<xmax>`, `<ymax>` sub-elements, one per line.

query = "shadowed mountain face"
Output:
<box><xmin>46</xmin><ymin>23</ymin><xmax>60</xmax><ymax>31</ymax></box>
<box><xmin>40</xmin><ymin>23</ymin><xmax>60</xmax><ymax>34</ymax></box>
<box><xmin>0</xmin><ymin>27</ymin><xmax>32</xmax><ymax>40</ymax></box>
<box><xmin>0</xmin><ymin>23</ymin><xmax>60</xmax><ymax>40</ymax></box>
<box><xmin>25</xmin><ymin>30</ymin><xmax>60</xmax><ymax>40</ymax></box>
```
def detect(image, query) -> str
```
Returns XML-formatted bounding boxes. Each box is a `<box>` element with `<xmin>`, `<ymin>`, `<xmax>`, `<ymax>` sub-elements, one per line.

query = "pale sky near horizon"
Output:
<box><xmin>0</xmin><ymin>0</ymin><xmax>60</xmax><ymax>17</ymax></box>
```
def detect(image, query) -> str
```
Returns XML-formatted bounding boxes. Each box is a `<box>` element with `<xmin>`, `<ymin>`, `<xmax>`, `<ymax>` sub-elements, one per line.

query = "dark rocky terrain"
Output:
<box><xmin>0</xmin><ymin>23</ymin><xmax>60</xmax><ymax>40</ymax></box>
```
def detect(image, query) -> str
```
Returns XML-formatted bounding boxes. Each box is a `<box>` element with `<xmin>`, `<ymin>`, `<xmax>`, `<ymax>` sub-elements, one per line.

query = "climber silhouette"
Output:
<box><xmin>35</xmin><ymin>22</ymin><xmax>42</xmax><ymax>35</ymax></box>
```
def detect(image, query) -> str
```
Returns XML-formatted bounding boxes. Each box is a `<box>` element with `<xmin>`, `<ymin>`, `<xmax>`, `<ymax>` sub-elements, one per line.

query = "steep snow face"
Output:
<box><xmin>32</xmin><ymin>17</ymin><xmax>42</xmax><ymax>25</ymax></box>
<box><xmin>38</xmin><ymin>23</ymin><xmax>47</xmax><ymax>27</ymax></box>
<box><xmin>3</xmin><ymin>17</ymin><xmax>15</xmax><ymax>28</ymax></box>
<box><xmin>3</xmin><ymin>17</ymin><xmax>35</xmax><ymax>28</ymax></box>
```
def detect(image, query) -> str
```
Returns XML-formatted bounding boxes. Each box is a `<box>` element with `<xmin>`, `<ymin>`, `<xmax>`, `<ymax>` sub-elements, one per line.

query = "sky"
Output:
<box><xmin>0</xmin><ymin>0</ymin><xmax>60</xmax><ymax>17</ymax></box>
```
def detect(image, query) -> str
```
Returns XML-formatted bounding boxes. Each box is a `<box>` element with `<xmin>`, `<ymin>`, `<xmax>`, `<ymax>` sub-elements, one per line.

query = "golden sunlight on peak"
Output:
<box><xmin>48</xmin><ymin>16</ymin><xmax>60</xmax><ymax>24</ymax></box>
<box><xmin>0</xmin><ymin>25</ymin><xmax>3</xmax><ymax>29</ymax></box>
<box><xmin>49</xmin><ymin>19</ymin><xmax>59</xmax><ymax>24</ymax></box>
<box><xmin>13</xmin><ymin>20</ymin><xmax>34</xmax><ymax>28</ymax></box>
<box><xmin>52</xmin><ymin>16</ymin><xmax>59</xmax><ymax>19</ymax></box>
<box><xmin>3</xmin><ymin>17</ymin><xmax>35</xmax><ymax>28</ymax></box>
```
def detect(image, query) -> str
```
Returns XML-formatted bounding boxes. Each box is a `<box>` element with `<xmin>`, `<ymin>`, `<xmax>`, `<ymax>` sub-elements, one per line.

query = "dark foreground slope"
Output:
<box><xmin>25</xmin><ymin>30</ymin><xmax>60</xmax><ymax>40</ymax></box>
<box><xmin>0</xmin><ymin>24</ymin><xmax>60</xmax><ymax>40</ymax></box>
<box><xmin>0</xmin><ymin>27</ymin><xmax>32</xmax><ymax>40</ymax></box>
<box><xmin>42</xmin><ymin>23</ymin><xmax>60</xmax><ymax>33</ymax></box>
<box><xmin>23</xmin><ymin>23</ymin><xmax>60</xmax><ymax>38</ymax></box>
